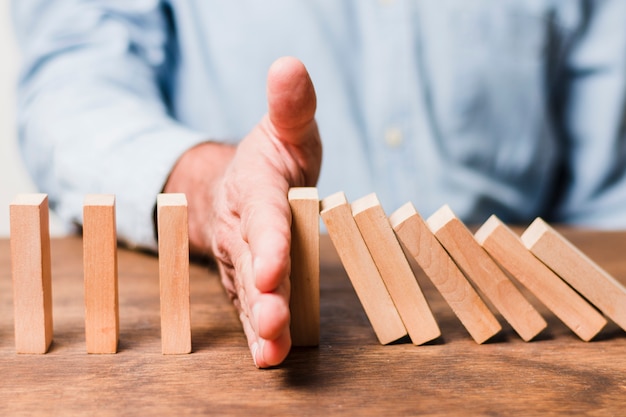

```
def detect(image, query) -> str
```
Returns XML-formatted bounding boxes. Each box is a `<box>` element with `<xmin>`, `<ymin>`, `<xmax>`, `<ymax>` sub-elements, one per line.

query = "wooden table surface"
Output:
<box><xmin>1</xmin><ymin>231</ymin><xmax>626</xmax><ymax>416</ymax></box>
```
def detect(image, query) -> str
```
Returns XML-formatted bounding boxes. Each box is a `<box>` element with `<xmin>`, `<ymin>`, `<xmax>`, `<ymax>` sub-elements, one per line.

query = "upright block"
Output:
<box><xmin>476</xmin><ymin>216</ymin><xmax>606</xmax><ymax>341</ymax></box>
<box><xmin>427</xmin><ymin>205</ymin><xmax>547</xmax><ymax>341</ymax></box>
<box><xmin>390</xmin><ymin>202</ymin><xmax>500</xmax><ymax>344</ymax></box>
<box><xmin>157</xmin><ymin>193</ymin><xmax>192</xmax><ymax>354</ymax></box>
<box><xmin>352</xmin><ymin>194</ymin><xmax>440</xmax><ymax>345</ymax></box>
<box><xmin>320</xmin><ymin>192</ymin><xmax>407</xmax><ymax>345</ymax></box>
<box><xmin>521</xmin><ymin>218</ymin><xmax>626</xmax><ymax>332</ymax></box>
<box><xmin>10</xmin><ymin>194</ymin><xmax>53</xmax><ymax>354</ymax></box>
<box><xmin>83</xmin><ymin>194</ymin><xmax>119</xmax><ymax>354</ymax></box>
<box><xmin>288</xmin><ymin>187</ymin><xmax>320</xmax><ymax>347</ymax></box>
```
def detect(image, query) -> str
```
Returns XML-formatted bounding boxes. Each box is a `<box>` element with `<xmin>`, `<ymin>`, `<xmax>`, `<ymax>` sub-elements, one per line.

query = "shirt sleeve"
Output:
<box><xmin>12</xmin><ymin>0</ymin><xmax>208</xmax><ymax>250</ymax></box>
<box><xmin>552</xmin><ymin>0</ymin><xmax>626</xmax><ymax>228</ymax></box>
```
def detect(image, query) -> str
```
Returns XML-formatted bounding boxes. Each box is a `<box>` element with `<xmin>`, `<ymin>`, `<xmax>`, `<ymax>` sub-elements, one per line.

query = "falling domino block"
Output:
<box><xmin>288</xmin><ymin>187</ymin><xmax>320</xmax><ymax>347</ymax></box>
<box><xmin>427</xmin><ymin>205</ymin><xmax>547</xmax><ymax>341</ymax></box>
<box><xmin>390</xmin><ymin>202</ymin><xmax>501</xmax><ymax>344</ymax></box>
<box><xmin>10</xmin><ymin>194</ymin><xmax>53</xmax><ymax>354</ymax></box>
<box><xmin>320</xmin><ymin>191</ymin><xmax>407</xmax><ymax>345</ymax></box>
<box><xmin>521</xmin><ymin>218</ymin><xmax>626</xmax><ymax>332</ymax></box>
<box><xmin>157</xmin><ymin>193</ymin><xmax>192</xmax><ymax>354</ymax></box>
<box><xmin>352</xmin><ymin>194</ymin><xmax>440</xmax><ymax>345</ymax></box>
<box><xmin>476</xmin><ymin>216</ymin><xmax>607</xmax><ymax>341</ymax></box>
<box><xmin>83</xmin><ymin>194</ymin><xmax>119</xmax><ymax>354</ymax></box>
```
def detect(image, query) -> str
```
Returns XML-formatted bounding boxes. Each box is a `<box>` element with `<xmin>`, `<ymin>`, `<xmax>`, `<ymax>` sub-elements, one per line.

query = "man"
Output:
<box><xmin>12</xmin><ymin>1</ymin><xmax>626</xmax><ymax>367</ymax></box>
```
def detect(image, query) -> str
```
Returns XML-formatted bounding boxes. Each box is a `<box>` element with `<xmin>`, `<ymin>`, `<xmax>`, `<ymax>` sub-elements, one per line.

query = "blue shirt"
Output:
<box><xmin>12</xmin><ymin>0</ymin><xmax>626</xmax><ymax>249</ymax></box>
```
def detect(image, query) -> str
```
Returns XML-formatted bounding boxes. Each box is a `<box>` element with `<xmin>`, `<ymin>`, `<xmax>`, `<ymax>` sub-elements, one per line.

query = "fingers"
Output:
<box><xmin>209</xmin><ymin>56</ymin><xmax>321</xmax><ymax>368</ymax></box>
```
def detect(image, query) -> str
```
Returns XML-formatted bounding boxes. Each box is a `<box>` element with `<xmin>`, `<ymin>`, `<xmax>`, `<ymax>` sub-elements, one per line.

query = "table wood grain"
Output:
<box><xmin>1</xmin><ymin>231</ymin><xmax>626</xmax><ymax>416</ymax></box>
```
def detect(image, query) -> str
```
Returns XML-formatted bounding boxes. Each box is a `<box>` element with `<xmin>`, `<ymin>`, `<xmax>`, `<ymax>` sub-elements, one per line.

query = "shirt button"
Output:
<box><xmin>384</xmin><ymin>127</ymin><xmax>404</xmax><ymax>148</ymax></box>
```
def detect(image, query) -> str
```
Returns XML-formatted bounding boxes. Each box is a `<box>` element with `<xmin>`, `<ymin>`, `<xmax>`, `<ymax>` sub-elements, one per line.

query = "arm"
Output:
<box><xmin>12</xmin><ymin>0</ymin><xmax>207</xmax><ymax>249</ymax></box>
<box><xmin>13</xmin><ymin>1</ymin><xmax>323</xmax><ymax>368</ymax></box>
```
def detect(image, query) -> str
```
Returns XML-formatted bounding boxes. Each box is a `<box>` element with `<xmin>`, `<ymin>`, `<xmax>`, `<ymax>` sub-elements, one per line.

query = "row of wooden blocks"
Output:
<box><xmin>9</xmin><ymin>188</ymin><xmax>626</xmax><ymax>356</ymax></box>
<box><xmin>290</xmin><ymin>188</ymin><xmax>626</xmax><ymax>346</ymax></box>
<box><xmin>9</xmin><ymin>193</ymin><xmax>192</xmax><ymax>354</ymax></box>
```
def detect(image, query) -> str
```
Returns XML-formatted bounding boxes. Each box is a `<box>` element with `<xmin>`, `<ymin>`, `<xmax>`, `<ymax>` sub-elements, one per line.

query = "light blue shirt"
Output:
<box><xmin>12</xmin><ymin>0</ymin><xmax>626</xmax><ymax>249</ymax></box>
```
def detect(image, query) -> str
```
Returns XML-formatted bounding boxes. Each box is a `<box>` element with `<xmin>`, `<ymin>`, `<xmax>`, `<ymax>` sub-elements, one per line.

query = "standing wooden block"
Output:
<box><xmin>83</xmin><ymin>194</ymin><xmax>119</xmax><ymax>354</ymax></box>
<box><xmin>352</xmin><ymin>194</ymin><xmax>440</xmax><ymax>345</ymax></box>
<box><xmin>476</xmin><ymin>216</ymin><xmax>607</xmax><ymax>341</ymax></box>
<box><xmin>427</xmin><ymin>205</ymin><xmax>547</xmax><ymax>341</ymax></box>
<box><xmin>157</xmin><ymin>193</ymin><xmax>192</xmax><ymax>354</ymax></box>
<box><xmin>320</xmin><ymin>192</ymin><xmax>407</xmax><ymax>345</ymax></box>
<box><xmin>521</xmin><ymin>218</ymin><xmax>626</xmax><ymax>332</ymax></box>
<box><xmin>390</xmin><ymin>202</ymin><xmax>500</xmax><ymax>344</ymax></box>
<box><xmin>288</xmin><ymin>187</ymin><xmax>320</xmax><ymax>347</ymax></box>
<box><xmin>10</xmin><ymin>194</ymin><xmax>53</xmax><ymax>354</ymax></box>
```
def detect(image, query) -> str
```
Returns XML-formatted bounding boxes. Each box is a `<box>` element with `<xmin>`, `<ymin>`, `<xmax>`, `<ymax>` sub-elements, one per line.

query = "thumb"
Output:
<box><xmin>266</xmin><ymin>56</ymin><xmax>317</xmax><ymax>141</ymax></box>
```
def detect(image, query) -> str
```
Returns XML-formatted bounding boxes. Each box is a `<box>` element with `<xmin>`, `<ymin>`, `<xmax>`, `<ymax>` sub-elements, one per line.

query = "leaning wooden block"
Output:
<box><xmin>352</xmin><ymin>194</ymin><xmax>440</xmax><ymax>345</ymax></box>
<box><xmin>427</xmin><ymin>205</ymin><xmax>547</xmax><ymax>341</ymax></box>
<box><xmin>83</xmin><ymin>194</ymin><xmax>119</xmax><ymax>354</ymax></box>
<box><xmin>390</xmin><ymin>202</ymin><xmax>500</xmax><ymax>344</ymax></box>
<box><xmin>521</xmin><ymin>218</ymin><xmax>626</xmax><ymax>332</ymax></box>
<box><xmin>10</xmin><ymin>194</ymin><xmax>53</xmax><ymax>354</ymax></box>
<box><xmin>157</xmin><ymin>193</ymin><xmax>192</xmax><ymax>354</ymax></box>
<box><xmin>320</xmin><ymin>191</ymin><xmax>407</xmax><ymax>345</ymax></box>
<box><xmin>288</xmin><ymin>187</ymin><xmax>320</xmax><ymax>347</ymax></box>
<box><xmin>476</xmin><ymin>216</ymin><xmax>606</xmax><ymax>341</ymax></box>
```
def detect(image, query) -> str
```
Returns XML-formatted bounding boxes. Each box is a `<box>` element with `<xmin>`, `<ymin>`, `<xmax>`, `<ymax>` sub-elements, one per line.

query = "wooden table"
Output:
<box><xmin>1</xmin><ymin>231</ymin><xmax>626</xmax><ymax>416</ymax></box>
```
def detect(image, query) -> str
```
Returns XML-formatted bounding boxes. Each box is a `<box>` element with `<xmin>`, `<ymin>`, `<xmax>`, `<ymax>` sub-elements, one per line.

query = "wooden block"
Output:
<box><xmin>288</xmin><ymin>187</ymin><xmax>320</xmax><ymax>347</ymax></box>
<box><xmin>427</xmin><ymin>205</ymin><xmax>547</xmax><ymax>341</ymax></box>
<box><xmin>352</xmin><ymin>194</ymin><xmax>440</xmax><ymax>345</ymax></box>
<box><xmin>10</xmin><ymin>194</ymin><xmax>53</xmax><ymax>354</ymax></box>
<box><xmin>521</xmin><ymin>217</ymin><xmax>626</xmax><ymax>332</ymax></box>
<box><xmin>83</xmin><ymin>194</ymin><xmax>119</xmax><ymax>354</ymax></box>
<box><xmin>320</xmin><ymin>192</ymin><xmax>407</xmax><ymax>344</ymax></box>
<box><xmin>157</xmin><ymin>193</ymin><xmax>192</xmax><ymax>354</ymax></box>
<box><xmin>476</xmin><ymin>216</ymin><xmax>607</xmax><ymax>341</ymax></box>
<box><xmin>390</xmin><ymin>202</ymin><xmax>500</xmax><ymax>344</ymax></box>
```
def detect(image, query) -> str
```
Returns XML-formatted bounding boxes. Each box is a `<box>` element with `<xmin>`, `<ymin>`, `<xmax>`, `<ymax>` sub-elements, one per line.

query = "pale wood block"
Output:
<box><xmin>83</xmin><ymin>194</ymin><xmax>119</xmax><ymax>354</ymax></box>
<box><xmin>320</xmin><ymin>192</ymin><xmax>407</xmax><ymax>344</ymax></box>
<box><xmin>352</xmin><ymin>194</ymin><xmax>440</xmax><ymax>345</ymax></box>
<box><xmin>157</xmin><ymin>193</ymin><xmax>192</xmax><ymax>354</ymax></box>
<box><xmin>288</xmin><ymin>187</ymin><xmax>320</xmax><ymax>347</ymax></box>
<box><xmin>427</xmin><ymin>205</ymin><xmax>547</xmax><ymax>341</ymax></box>
<box><xmin>10</xmin><ymin>194</ymin><xmax>53</xmax><ymax>354</ymax></box>
<box><xmin>521</xmin><ymin>217</ymin><xmax>626</xmax><ymax>332</ymax></box>
<box><xmin>476</xmin><ymin>216</ymin><xmax>607</xmax><ymax>341</ymax></box>
<box><xmin>390</xmin><ymin>202</ymin><xmax>500</xmax><ymax>344</ymax></box>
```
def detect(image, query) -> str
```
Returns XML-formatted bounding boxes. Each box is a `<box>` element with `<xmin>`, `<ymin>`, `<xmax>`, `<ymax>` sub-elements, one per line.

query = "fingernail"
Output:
<box><xmin>251</xmin><ymin>342</ymin><xmax>259</xmax><ymax>368</ymax></box>
<box><xmin>252</xmin><ymin>303</ymin><xmax>262</xmax><ymax>333</ymax></box>
<box><xmin>253</xmin><ymin>257</ymin><xmax>262</xmax><ymax>285</ymax></box>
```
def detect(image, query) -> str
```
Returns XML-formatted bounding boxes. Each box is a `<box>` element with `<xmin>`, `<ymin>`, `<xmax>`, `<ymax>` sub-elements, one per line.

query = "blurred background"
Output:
<box><xmin>0</xmin><ymin>3</ymin><xmax>63</xmax><ymax>237</ymax></box>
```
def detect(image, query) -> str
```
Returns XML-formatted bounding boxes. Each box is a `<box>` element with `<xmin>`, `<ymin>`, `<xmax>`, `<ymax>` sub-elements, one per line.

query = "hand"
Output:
<box><xmin>164</xmin><ymin>57</ymin><xmax>322</xmax><ymax>367</ymax></box>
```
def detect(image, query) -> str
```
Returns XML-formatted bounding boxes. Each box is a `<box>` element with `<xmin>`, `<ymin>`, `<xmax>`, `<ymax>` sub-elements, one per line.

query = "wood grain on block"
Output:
<box><xmin>352</xmin><ymin>194</ymin><xmax>440</xmax><ymax>345</ymax></box>
<box><xmin>521</xmin><ymin>218</ymin><xmax>626</xmax><ymax>332</ymax></box>
<box><xmin>10</xmin><ymin>194</ymin><xmax>53</xmax><ymax>354</ymax></box>
<box><xmin>390</xmin><ymin>202</ymin><xmax>500</xmax><ymax>344</ymax></box>
<box><xmin>288</xmin><ymin>187</ymin><xmax>320</xmax><ymax>347</ymax></box>
<box><xmin>476</xmin><ymin>216</ymin><xmax>606</xmax><ymax>341</ymax></box>
<box><xmin>427</xmin><ymin>205</ymin><xmax>546</xmax><ymax>341</ymax></box>
<box><xmin>83</xmin><ymin>194</ymin><xmax>119</xmax><ymax>354</ymax></box>
<box><xmin>320</xmin><ymin>192</ymin><xmax>407</xmax><ymax>344</ymax></box>
<box><xmin>157</xmin><ymin>193</ymin><xmax>192</xmax><ymax>354</ymax></box>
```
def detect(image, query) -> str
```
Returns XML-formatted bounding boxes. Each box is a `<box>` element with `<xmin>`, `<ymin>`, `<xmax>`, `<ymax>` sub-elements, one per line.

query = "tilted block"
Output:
<box><xmin>390</xmin><ymin>202</ymin><xmax>501</xmax><ymax>344</ymax></box>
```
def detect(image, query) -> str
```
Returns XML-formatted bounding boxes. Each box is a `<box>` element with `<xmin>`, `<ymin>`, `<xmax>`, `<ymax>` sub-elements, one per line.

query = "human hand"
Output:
<box><xmin>164</xmin><ymin>57</ymin><xmax>322</xmax><ymax>367</ymax></box>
